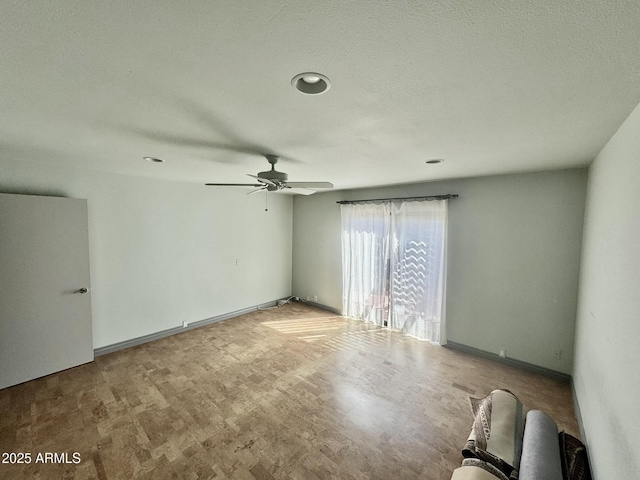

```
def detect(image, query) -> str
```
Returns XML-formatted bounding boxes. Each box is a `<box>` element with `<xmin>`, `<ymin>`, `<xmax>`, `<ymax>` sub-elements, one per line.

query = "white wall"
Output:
<box><xmin>573</xmin><ymin>103</ymin><xmax>640</xmax><ymax>479</ymax></box>
<box><xmin>293</xmin><ymin>169</ymin><xmax>587</xmax><ymax>373</ymax></box>
<box><xmin>0</xmin><ymin>158</ymin><xmax>293</xmax><ymax>348</ymax></box>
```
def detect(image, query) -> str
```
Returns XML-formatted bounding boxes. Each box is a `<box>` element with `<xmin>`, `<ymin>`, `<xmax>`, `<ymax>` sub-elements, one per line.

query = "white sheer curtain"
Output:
<box><xmin>388</xmin><ymin>200</ymin><xmax>448</xmax><ymax>343</ymax></box>
<box><xmin>341</xmin><ymin>199</ymin><xmax>448</xmax><ymax>344</ymax></box>
<box><xmin>341</xmin><ymin>202</ymin><xmax>391</xmax><ymax>326</ymax></box>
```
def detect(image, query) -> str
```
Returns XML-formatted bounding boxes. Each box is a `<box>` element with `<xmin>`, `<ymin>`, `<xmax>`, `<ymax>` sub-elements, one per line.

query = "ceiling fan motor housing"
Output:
<box><xmin>259</xmin><ymin>155</ymin><xmax>288</xmax><ymax>186</ymax></box>
<box><xmin>258</xmin><ymin>169</ymin><xmax>288</xmax><ymax>183</ymax></box>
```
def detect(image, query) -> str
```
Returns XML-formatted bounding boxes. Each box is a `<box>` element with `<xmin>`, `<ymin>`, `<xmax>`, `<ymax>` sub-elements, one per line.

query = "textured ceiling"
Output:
<box><xmin>1</xmin><ymin>1</ymin><xmax>639</xmax><ymax>191</ymax></box>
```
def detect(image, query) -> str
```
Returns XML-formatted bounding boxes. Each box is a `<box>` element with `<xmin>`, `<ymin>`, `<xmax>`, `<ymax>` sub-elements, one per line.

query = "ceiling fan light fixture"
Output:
<box><xmin>144</xmin><ymin>156</ymin><xmax>165</xmax><ymax>163</ymax></box>
<box><xmin>426</xmin><ymin>159</ymin><xmax>444</xmax><ymax>164</ymax></box>
<box><xmin>292</xmin><ymin>72</ymin><xmax>331</xmax><ymax>95</ymax></box>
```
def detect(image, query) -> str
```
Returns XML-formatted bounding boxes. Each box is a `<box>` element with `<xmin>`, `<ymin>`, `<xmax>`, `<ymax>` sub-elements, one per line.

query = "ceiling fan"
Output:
<box><xmin>205</xmin><ymin>154</ymin><xmax>333</xmax><ymax>195</ymax></box>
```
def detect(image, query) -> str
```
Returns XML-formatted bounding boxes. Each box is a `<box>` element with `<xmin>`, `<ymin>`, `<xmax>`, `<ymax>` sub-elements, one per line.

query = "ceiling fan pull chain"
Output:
<box><xmin>265</xmin><ymin>189</ymin><xmax>268</xmax><ymax>212</ymax></box>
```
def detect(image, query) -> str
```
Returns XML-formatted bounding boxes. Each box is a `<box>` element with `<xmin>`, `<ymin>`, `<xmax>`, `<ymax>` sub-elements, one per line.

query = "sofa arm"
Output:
<box><xmin>463</xmin><ymin>389</ymin><xmax>525</xmax><ymax>478</ymax></box>
<box><xmin>451</xmin><ymin>466</ymin><xmax>504</xmax><ymax>480</ymax></box>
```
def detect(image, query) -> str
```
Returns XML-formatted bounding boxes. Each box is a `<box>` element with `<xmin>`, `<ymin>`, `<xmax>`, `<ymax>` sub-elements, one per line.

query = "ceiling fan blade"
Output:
<box><xmin>285</xmin><ymin>182</ymin><xmax>333</xmax><ymax>189</ymax></box>
<box><xmin>128</xmin><ymin>128</ymin><xmax>241</xmax><ymax>150</ymax></box>
<box><xmin>205</xmin><ymin>183</ymin><xmax>263</xmax><ymax>187</ymax></box>
<box><xmin>123</xmin><ymin>127</ymin><xmax>304</xmax><ymax>164</ymax></box>
<box><xmin>280</xmin><ymin>187</ymin><xmax>317</xmax><ymax>195</ymax></box>
<box><xmin>247</xmin><ymin>174</ymin><xmax>276</xmax><ymax>186</ymax></box>
<box><xmin>133</xmin><ymin>95</ymin><xmax>308</xmax><ymax>163</ymax></box>
<box><xmin>247</xmin><ymin>187</ymin><xmax>267</xmax><ymax>195</ymax></box>
<box><xmin>126</xmin><ymin>127</ymin><xmax>280</xmax><ymax>158</ymax></box>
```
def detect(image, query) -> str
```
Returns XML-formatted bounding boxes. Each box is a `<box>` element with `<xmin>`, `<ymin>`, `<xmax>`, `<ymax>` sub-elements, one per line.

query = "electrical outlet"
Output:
<box><xmin>235</xmin><ymin>259</ymin><xmax>240</xmax><ymax>266</ymax></box>
<box><xmin>182</xmin><ymin>320</ymin><xmax>188</xmax><ymax>328</ymax></box>
<box><xmin>552</xmin><ymin>348</ymin><xmax>562</xmax><ymax>360</ymax></box>
<box><xmin>312</xmin><ymin>295</ymin><xmax>318</xmax><ymax>302</ymax></box>
<box><xmin>499</xmin><ymin>349</ymin><xmax>506</xmax><ymax>358</ymax></box>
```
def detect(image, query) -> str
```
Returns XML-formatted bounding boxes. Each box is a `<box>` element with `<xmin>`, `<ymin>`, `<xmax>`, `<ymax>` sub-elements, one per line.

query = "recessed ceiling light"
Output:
<box><xmin>426</xmin><ymin>159</ymin><xmax>444</xmax><ymax>164</ymax></box>
<box><xmin>144</xmin><ymin>156</ymin><xmax>165</xmax><ymax>163</ymax></box>
<box><xmin>302</xmin><ymin>75</ymin><xmax>321</xmax><ymax>83</ymax></box>
<box><xmin>292</xmin><ymin>72</ymin><xmax>331</xmax><ymax>95</ymax></box>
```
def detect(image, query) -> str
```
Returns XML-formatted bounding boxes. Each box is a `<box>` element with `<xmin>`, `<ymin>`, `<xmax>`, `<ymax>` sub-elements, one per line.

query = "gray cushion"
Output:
<box><xmin>519</xmin><ymin>410</ymin><xmax>563</xmax><ymax>480</ymax></box>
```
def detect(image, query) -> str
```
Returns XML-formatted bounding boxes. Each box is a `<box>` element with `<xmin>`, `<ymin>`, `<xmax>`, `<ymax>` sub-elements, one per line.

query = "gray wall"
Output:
<box><xmin>0</xmin><ymin>158</ymin><xmax>293</xmax><ymax>349</ymax></box>
<box><xmin>293</xmin><ymin>168</ymin><xmax>587</xmax><ymax>374</ymax></box>
<box><xmin>574</xmin><ymin>103</ymin><xmax>640</xmax><ymax>479</ymax></box>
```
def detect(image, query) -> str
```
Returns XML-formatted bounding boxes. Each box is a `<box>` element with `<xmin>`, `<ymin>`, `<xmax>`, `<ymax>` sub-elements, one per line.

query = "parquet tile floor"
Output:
<box><xmin>0</xmin><ymin>303</ymin><xmax>579</xmax><ymax>479</ymax></box>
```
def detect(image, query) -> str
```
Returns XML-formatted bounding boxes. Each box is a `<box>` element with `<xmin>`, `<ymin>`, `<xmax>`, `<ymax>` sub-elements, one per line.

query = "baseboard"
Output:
<box><xmin>301</xmin><ymin>300</ymin><xmax>342</xmax><ymax>315</ymax></box>
<box><xmin>445</xmin><ymin>340</ymin><xmax>572</xmax><ymax>382</ymax></box>
<box><xmin>94</xmin><ymin>299</ymin><xmax>281</xmax><ymax>357</ymax></box>
<box><xmin>571</xmin><ymin>378</ymin><xmax>587</xmax><ymax>440</ymax></box>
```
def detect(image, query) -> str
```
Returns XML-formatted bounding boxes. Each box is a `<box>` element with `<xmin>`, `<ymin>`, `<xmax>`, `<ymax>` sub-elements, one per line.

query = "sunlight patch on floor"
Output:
<box><xmin>298</xmin><ymin>334</ymin><xmax>327</xmax><ymax>342</ymax></box>
<box><xmin>322</xmin><ymin>329</ymin><xmax>390</xmax><ymax>352</ymax></box>
<box><xmin>261</xmin><ymin>315</ymin><xmax>397</xmax><ymax>350</ymax></box>
<box><xmin>261</xmin><ymin>316</ymin><xmax>345</xmax><ymax>337</ymax></box>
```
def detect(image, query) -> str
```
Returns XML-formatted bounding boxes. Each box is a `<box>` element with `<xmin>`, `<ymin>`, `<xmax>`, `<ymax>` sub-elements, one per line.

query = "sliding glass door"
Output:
<box><xmin>341</xmin><ymin>199</ymin><xmax>448</xmax><ymax>343</ymax></box>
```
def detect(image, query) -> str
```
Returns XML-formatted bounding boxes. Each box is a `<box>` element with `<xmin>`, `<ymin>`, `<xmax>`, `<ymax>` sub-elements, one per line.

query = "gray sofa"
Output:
<box><xmin>450</xmin><ymin>389</ymin><xmax>591</xmax><ymax>480</ymax></box>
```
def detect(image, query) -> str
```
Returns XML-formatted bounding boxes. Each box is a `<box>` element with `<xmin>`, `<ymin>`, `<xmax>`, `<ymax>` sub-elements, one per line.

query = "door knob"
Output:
<box><xmin>75</xmin><ymin>287</ymin><xmax>89</xmax><ymax>294</ymax></box>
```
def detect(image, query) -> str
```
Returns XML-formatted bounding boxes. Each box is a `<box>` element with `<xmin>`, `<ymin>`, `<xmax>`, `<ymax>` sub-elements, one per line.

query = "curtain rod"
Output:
<box><xmin>336</xmin><ymin>194</ymin><xmax>458</xmax><ymax>205</ymax></box>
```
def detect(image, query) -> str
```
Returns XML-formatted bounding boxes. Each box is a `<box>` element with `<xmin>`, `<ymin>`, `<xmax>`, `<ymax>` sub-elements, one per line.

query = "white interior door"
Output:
<box><xmin>0</xmin><ymin>193</ymin><xmax>93</xmax><ymax>390</ymax></box>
